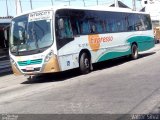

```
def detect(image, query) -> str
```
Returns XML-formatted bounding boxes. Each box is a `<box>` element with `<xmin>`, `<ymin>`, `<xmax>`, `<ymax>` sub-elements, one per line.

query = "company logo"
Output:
<box><xmin>27</xmin><ymin>60</ymin><xmax>31</xmax><ymax>65</ymax></box>
<box><xmin>88</xmin><ymin>34</ymin><xmax>113</xmax><ymax>51</ymax></box>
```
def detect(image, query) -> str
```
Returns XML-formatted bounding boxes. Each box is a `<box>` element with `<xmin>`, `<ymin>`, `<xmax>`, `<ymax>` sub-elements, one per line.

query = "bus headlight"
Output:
<box><xmin>44</xmin><ymin>50</ymin><xmax>53</xmax><ymax>62</ymax></box>
<box><xmin>10</xmin><ymin>57</ymin><xmax>16</xmax><ymax>65</ymax></box>
<box><xmin>10</xmin><ymin>57</ymin><xmax>19</xmax><ymax>68</ymax></box>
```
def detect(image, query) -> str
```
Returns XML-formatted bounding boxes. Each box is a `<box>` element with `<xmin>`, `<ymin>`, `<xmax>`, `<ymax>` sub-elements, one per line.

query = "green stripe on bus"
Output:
<box><xmin>98</xmin><ymin>36</ymin><xmax>154</xmax><ymax>62</ymax></box>
<box><xmin>127</xmin><ymin>36</ymin><xmax>155</xmax><ymax>51</ymax></box>
<box><xmin>98</xmin><ymin>50</ymin><xmax>131</xmax><ymax>62</ymax></box>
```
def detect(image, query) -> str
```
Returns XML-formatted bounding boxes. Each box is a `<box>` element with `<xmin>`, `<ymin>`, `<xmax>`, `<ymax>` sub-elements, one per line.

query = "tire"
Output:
<box><xmin>27</xmin><ymin>76</ymin><xmax>32</xmax><ymax>81</ymax></box>
<box><xmin>79</xmin><ymin>53</ymin><xmax>91</xmax><ymax>74</ymax></box>
<box><xmin>131</xmin><ymin>44</ymin><xmax>138</xmax><ymax>60</ymax></box>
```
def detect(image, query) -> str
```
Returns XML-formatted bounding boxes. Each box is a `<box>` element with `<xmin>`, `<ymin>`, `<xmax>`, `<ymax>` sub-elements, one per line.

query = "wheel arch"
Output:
<box><xmin>131</xmin><ymin>42</ymin><xmax>138</xmax><ymax>47</ymax></box>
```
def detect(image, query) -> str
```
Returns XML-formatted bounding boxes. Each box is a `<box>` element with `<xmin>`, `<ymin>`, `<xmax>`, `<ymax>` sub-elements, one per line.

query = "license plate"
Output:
<box><xmin>26</xmin><ymin>67</ymin><xmax>34</xmax><ymax>71</ymax></box>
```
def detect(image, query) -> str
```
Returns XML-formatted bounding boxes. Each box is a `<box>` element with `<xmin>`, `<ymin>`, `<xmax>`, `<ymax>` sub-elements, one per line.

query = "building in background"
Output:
<box><xmin>140</xmin><ymin>0</ymin><xmax>160</xmax><ymax>27</ymax></box>
<box><xmin>110</xmin><ymin>1</ymin><xmax>130</xmax><ymax>8</ymax></box>
<box><xmin>101</xmin><ymin>1</ymin><xmax>131</xmax><ymax>9</ymax></box>
<box><xmin>140</xmin><ymin>0</ymin><xmax>160</xmax><ymax>42</ymax></box>
<box><xmin>0</xmin><ymin>16</ymin><xmax>12</xmax><ymax>56</ymax></box>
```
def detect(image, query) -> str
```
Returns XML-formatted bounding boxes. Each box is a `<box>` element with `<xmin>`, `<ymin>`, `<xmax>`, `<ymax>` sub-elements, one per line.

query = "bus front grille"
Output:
<box><xmin>18</xmin><ymin>59</ymin><xmax>42</xmax><ymax>66</ymax></box>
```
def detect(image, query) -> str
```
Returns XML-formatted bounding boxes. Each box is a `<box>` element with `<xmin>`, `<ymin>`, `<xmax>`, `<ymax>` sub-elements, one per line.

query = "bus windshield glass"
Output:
<box><xmin>10</xmin><ymin>11</ymin><xmax>53</xmax><ymax>55</ymax></box>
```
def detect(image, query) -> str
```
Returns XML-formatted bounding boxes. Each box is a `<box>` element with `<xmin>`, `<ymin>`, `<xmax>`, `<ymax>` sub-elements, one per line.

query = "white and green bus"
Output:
<box><xmin>9</xmin><ymin>6</ymin><xmax>154</xmax><ymax>75</ymax></box>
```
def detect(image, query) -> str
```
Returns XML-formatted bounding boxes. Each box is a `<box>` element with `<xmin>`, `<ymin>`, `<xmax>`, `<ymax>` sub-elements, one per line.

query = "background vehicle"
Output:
<box><xmin>0</xmin><ymin>17</ymin><xmax>11</xmax><ymax>58</ymax></box>
<box><xmin>9</xmin><ymin>6</ymin><xmax>154</xmax><ymax>76</ymax></box>
<box><xmin>154</xmin><ymin>27</ymin><xmax>160</xmax><ymax>43</ymax></box>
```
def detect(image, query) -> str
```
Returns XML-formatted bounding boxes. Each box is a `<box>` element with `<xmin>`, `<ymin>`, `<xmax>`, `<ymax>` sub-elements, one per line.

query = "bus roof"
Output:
<box><xmin>0</xmin><ymin>18</ymin><xmax>12</xmax><ymax>23</ymax></box>
<box><xmin>14</xmin><ymin>5</ymin><xmax>150</xmax><ymax>18</ymax></box>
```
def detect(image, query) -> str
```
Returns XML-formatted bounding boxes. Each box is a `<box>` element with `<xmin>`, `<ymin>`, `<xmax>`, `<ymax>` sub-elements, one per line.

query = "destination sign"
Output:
<box><xmin>29</xmin><ymin>11</ymin><xmax>52</xmax><ymax>22</ymax></box>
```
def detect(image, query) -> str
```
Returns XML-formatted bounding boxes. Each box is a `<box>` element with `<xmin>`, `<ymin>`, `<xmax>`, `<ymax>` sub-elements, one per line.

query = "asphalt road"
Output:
<box><xmin>0</xmin><ymin>45</ymin><xmax>160</xmax><ymax>116</ymax></box>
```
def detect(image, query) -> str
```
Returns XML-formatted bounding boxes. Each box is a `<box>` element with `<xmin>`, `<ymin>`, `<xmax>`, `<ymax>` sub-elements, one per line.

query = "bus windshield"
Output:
<box><xmin>10</xmin><ymin>14</ymin><xmax>53</xmax><ymax>55</ymax></box>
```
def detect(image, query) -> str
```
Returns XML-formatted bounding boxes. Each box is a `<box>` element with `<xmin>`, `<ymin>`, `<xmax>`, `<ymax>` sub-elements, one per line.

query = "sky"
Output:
<box><xmin>0</xmin><ymin>0</ymin><xmax>142</xmax><ymax>17</ymax></box>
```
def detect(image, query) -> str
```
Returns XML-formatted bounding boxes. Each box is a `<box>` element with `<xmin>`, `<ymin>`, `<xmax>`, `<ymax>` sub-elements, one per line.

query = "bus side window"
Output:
<box><xmin>89</xmin><ymin>20</ymin><xmax>98</xmax><ymax>34</ymax></box>
<box><xmin>90</xmin><ymin>24</ymin><xmax>96</xmax><ymax>33</ymax></box>
<box><xmin>58</xmin><ymin>18</ymin><xmax>73</xmax><ymax>39</ymax></box>
<box><xmin>97</xmin><ymin>21</ymin><xmax>104</xmax><ymax>33</ymax></box>
<box><xmin>70</xmin><ymin>18</ymin><xmax>80</xmax><ymax>35</ymax></box>
<box><xmin>80</xmin><ymin>21</ymin><xmax>90</xmax><ymax>34</ymax></box>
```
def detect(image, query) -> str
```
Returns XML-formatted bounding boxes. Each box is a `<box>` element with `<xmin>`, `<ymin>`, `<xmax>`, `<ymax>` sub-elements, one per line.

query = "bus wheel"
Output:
<box><xmin>131</xmin><ymin>44</ymin><xmax>138</xmax><ymax>60</ymax></box>
<box><xmin>27</xmin><ymin>75</ymin><xmax>33</xmax><ymax>81</ymax></box>
<box><xmin>79</xmin><ymin>53</ymin><xmax>91</xmax><ymax>74</ymax></box>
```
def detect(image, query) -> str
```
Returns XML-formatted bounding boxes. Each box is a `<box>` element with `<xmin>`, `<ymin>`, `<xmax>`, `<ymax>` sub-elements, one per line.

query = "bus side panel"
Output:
<box><xmin>86</xmin><ymin>32</ymin><xmax>131</xmax><ymax>63</ymax></box>
<box><xmin>57</xmin><ymin>37</ymin><xmax>83</xmax><ymax>71</ymax></box>
<box><xmin>96</xmin><ymin>31</ymin><xmax>154</xmax><ymax>62</ymax></box>
<box><xmin>138</xmin><ymin>40</ymin><xmax>155</xmax><ymax>52</ymax></box>
<box><xmin>58</xmin><ymin>53</ymin><xmax>79</xmax><ymax>71</ymax></box>
<box><xmin>127</xmin><ymin>34</ymin><xmax>155</xmax><ymax>52</ymax></box>
<box><xmin>97</xmin><ymin>49</ymin><xmax>131</xmax><ymax>62</ymax></box>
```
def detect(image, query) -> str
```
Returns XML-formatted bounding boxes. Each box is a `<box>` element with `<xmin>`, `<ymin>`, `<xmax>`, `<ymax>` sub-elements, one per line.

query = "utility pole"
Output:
<box><xmin>68</xmin><ymin>0</ymin><xmax>70</xmax><ymax>6</ymax></box>
<box><xmin>51</xmin><ymin>0</ymin><xmax>53</xmax><ymax>6</ymax></box>
<box><xmin>83</xmin><ymin>0</ymin><xmax>85</xmax><ymax>6</ymax></box>
<box><xmin>132</xmin><ymin>0</ymin><xmax>136</xmax><ymax>11</ymax></box>
<box><xmin>6</xmin><ymin>0</ymin><xmax>9</xmax><ymax>16</ymax></box>
<box><xmin>15</xmin><ymin>0</ymin><xmax>22</xmax><ymax>15</ymax></box>
<box><xmin>19</xmin><ymin>0</ymin><xmax>22</xmax><ymax>13</ymax></box>
<box><xmin>63</xmin><ymin>0</ymin><xmax>70</xmax><ymax>6</ymax></box>
<box><xmin>15</xmin><ymin>0</ymin><xmax>17</xmax><ymax>15</ymax></box>
<box><xmin>30</xmin><ymin>0</ymin><xmax>33</xmax><ymax>10</ymax></box>
<box><xmin>97</xmin><ymin>0</ymin><xmax>98</xmax><ymax>5</ymax></box>
<box><xmin>114</xmin><ymin>0</ymin><xmax>118</xmax><ymax>7</ymax></box>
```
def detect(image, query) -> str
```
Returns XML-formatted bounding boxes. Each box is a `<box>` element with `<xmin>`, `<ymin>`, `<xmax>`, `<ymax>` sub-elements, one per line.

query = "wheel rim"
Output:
<box><xmin>84</xmin><ymin>58</ymin><xmax>89</xmax><ymax>69</ymax></box>
<box><xmin>132</xmin><ymin>45</ymin><xmax>138</xmax><ymax>58</ymax></box>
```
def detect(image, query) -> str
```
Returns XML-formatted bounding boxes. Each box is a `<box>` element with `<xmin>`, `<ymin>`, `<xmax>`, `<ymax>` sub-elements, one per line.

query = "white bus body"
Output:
<box><xmin>9</xmin><ymin>6</ymin><xmax>154</xmax><ymax>75</ymax></box>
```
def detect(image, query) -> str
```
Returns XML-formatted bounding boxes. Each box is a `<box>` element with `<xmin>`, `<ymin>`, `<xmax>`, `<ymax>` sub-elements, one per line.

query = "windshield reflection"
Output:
<box><xmin>10</xmin><ymin>15</ymin><xmax>53</xmax><ymax>55</ymax></box>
